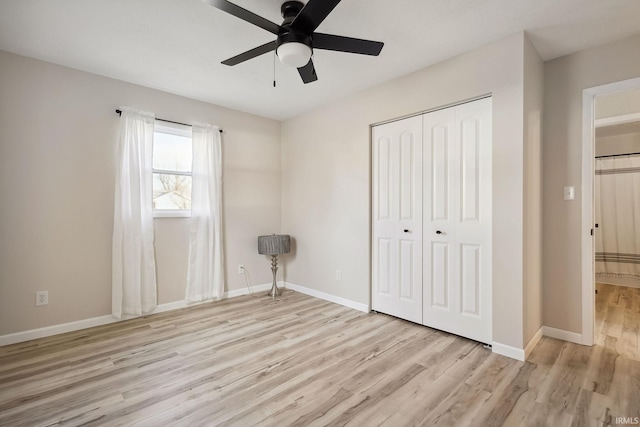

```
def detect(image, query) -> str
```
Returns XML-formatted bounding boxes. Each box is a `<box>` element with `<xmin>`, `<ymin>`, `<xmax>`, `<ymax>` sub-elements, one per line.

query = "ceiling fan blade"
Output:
<box><xmin>203</xmin><ymin>0</ymin><xmax>280</xmax><ymax>35</ymax></box>
<box><xmin>298</xmin><ymin>59</ymin><xmax>318</xmax><ymax>84</ymax></box>
<box><xmin>313</xmin><ymin>33</ymin><xmax>384</xmax><ymax>56</ymax></box>
<box><xmin>290</xmin><ymin>0</ymin><xmax>341</xmax><ymax>34</ymax></box>
<box><xmin>221</xmin><ymin>40</ymin><xmax>277</xmax><ymax>66</ymax></box>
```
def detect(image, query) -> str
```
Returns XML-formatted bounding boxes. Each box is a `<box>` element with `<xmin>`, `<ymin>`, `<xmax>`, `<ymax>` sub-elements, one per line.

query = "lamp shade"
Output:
<box><xmin>258</xmin><ymin>234</ymin><xmax>291</xmax><ymax>255</ymax></box>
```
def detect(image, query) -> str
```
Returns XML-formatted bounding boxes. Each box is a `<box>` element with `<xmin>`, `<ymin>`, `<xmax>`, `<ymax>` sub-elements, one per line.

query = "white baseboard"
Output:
<box><xmin>283</xmin><ymin>282</ymin><xmax>370</xmax><ymax>313</ymax></box>
<box><xmin>493</xmin><ymin>325</ymin><xmax>576</xmax><ymax>362</ymax></box>
<box><xmin>225</xmin><ymin>282</ymin><xmax>272</xmax><ymax>298</ymax></box>
<box><xmin>542</xmin><ymin>326</ymin><xmax>584</xmax><ymax>344</ymax></box>
<box><xmin>524</xmin><ymin>327</ymin><xmax>543</xmax><ymax>360</ymax></box>
<box><xmin>596</xmin><ymin>277</ymin><xmax>640</xmax><ymax>289</ymax></box>
<box><xmin>0</xmin><ymin>314</ymin><xmax>122</xmax><ymax>347</ymax></box>
<box><xmin>0</xmin><ymin>283</ymin><xmax>273</xmax><ymax>347</ymax></box>
<box><xmin>492</xmin><ymin>341</ymin><xmax>525</xmax><ymax>361</ymax></box>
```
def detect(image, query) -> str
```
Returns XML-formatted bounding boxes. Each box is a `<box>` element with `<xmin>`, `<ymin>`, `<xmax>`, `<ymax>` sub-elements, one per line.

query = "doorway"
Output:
<box><xmin>582</xmin><ymin>77</ymin><xmax>640</xmax><ymax>346</ymax></box>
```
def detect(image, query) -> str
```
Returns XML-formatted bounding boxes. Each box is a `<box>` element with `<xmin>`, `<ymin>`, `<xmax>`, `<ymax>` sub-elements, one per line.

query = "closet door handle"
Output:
<box><xmin>436</xmin><ymin>230</ymin><xmax>442</xmax><ymax>234</ymax></box>
<box><xmin>403</xmin><ymin>229</ymin><xmax>410</xmax><ymax>233</ymax></box>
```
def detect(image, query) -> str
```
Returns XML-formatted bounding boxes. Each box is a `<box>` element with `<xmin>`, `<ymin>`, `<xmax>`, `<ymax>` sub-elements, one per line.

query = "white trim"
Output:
<box><xmin>153</xmin><ymin>168</ymin><xmax>192</xmax><ymax>177</ymax></box>
<box><xmin>542</xmin><ymin>326</ymin><xmax>584</xmax><ymax>344</ymax></box>
<box><xmin>0</xmin><ymin>283</ymin><xmax>272</xmax><ymax>347</ymax></box>
<box><xmin>594</xmin><ymin>112</ymin><xmax>640</xmax><ymax>128</ymax></box>
<box><xmin>524</xmin><ymin>327</ymin><xmax>543</xmax><ymax>360</ymax></box>
<box><xmin>581</xmin><ymin>76</ymin><xmax>640</xmax><ymax>348</ymax></box>
<box><xmin>0</xmin><ymin>315</ymin><xmax>121</xmax><ymax>347</ymax></box>
<box><xmin>224</xmin><ymin>282</ymin><xmax>272</xmax><ymax>299</ymax></box>
<box><xmin>582</xmin><ymin>87</ymin><xmax>595</xmax><ymax>347</ymax></box>
<box><xmin>370</xmin><ymin>94</ymin><xmax>492</xmax><ymax>128</ymax></box>
<box><xmin>154</xmin><ymin>299</ymin><xmax>193</xmax><ymax>313</ymax></box>
<box><xmin>153</xmin><ymin>209</ymin><xmax>191</xmax><ymax>218</ymax></box>
<box><xmin>491</xmin><ymin>342</ymin><xmax>525</xmax><ymax>361</ymax></box>
<box><xmin>595</xmin><ymin>277</ymin><xmax>640</xmax><ymax>288</ymax></box>
<box><xmin>283</xmin><ymin>282</ymin><xmax>370</xmax><ymax>313</ymax></box>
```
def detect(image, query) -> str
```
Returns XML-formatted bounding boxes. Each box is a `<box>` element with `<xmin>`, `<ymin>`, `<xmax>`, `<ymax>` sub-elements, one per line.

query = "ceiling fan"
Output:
<box><xmin>203</xmin><ymin>0</ymin><xmax>384</xmax><ymax>84</ymax></box>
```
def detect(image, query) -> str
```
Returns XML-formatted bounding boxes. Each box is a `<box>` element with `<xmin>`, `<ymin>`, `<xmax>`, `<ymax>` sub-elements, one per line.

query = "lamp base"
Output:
<box><xmin>267</xmin><ymin>254</ymin><xmax>281</xmax><ymax>298</ymax></box>
<box><xmin>267</xmin><ymin>282</ymin><xmax>281</xmax><ymax>298</ymax></box>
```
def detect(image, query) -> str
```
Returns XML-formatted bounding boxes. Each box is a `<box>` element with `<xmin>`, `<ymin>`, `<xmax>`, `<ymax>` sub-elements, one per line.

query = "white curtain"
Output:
<box><xmin>185</xmin><ymin>123</ymin><xmax>224</xmax><ymax>302</ymax></box>
<box><xmin>595</xmin><ymin>155</ymin><xmax>640</xmax><ymax>280</ymax></box>
<box><xmin>112</xmin><ymin>107</ymin><xmax>157</xmax><ymax>319</ymax></box>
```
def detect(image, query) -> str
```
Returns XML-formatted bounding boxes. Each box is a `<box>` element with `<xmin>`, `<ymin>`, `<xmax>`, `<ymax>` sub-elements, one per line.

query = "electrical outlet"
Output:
<box><xmin>36</xmin><ymin>291</ymin><xmax>48</xmax><ymax>306</ymax></box>
<box><xmin>336</xmin><ymin>270</ymin><xmax>342</xmax><ymax>281</ymax></box>
<box><xmin>238</xmin><ymin>264</ymin><xmax>245</xmax><ymax>274</ymax></box>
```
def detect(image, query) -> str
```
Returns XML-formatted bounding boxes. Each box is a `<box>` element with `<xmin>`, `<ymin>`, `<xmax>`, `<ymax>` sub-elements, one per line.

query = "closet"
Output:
<box><xmin>371</xmin><ymin>97</ymin><xmax>492</xmax><ymax>343</ymax></box>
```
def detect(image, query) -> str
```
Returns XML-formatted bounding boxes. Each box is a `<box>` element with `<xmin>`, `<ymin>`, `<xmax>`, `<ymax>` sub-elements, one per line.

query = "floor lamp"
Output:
<box><xmin>258</xmin><ymin>234</ymin><xmax>291</xmax><ymax>298</ymax></box>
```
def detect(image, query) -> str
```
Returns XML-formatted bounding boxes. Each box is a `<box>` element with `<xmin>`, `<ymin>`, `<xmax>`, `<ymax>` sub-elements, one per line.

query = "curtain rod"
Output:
<box><xmin>115</xmin><ymin>110</ymin><xmax>223</xmax><ymax>133</ymax></box>
<box><xmin>595</xmin><ymin>152</ymin><xmax>640</xmax><ymax>159</ymax></box>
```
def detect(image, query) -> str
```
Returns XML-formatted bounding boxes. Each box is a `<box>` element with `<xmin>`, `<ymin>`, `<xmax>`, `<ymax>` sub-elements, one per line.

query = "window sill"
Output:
<box><xmin>153</xmin><ymin>210</ymin><xmax>191</xmax><ymax>218</ymax></box>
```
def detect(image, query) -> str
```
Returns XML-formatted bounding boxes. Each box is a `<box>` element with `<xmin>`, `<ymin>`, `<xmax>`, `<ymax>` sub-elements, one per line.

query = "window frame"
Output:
<box><xmin>152</xmin><ymin>121</ymin><xmax>193</xmax><ymax>218</ymax></box>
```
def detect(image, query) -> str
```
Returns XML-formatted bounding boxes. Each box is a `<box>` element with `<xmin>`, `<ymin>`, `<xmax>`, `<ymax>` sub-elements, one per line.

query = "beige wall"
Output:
<box><xmin>282</xmin><ymin>33</ymin><xmax>531</xmax><ymax>348</ymax></box>
<box><xmin>523</xmin><ymin>35</ymin><xmax>544</xmax><ymax>344</ymax></box>
<box><xmin>595</xmin><ymin>87</ymin><xmax>640</xmax><ymax>157</ymax></box>
<box><xmin>543</xmin><ymin>34</ymin><xmax>640</xmax><ymax>333</ymax></box>
<box><xmin>0</xmin><ymin>51</ymin><xmax>281</xmax><ymax>335</ymax></box>
<box><xmin>595</xmin><ymin>87</ymin><xmax>640</xmax><ymax>119</ymax></box>
<box><xmin>595</xmin><ymin>133</ymin><xmax>640</xmax><ymax>157</ymax></box>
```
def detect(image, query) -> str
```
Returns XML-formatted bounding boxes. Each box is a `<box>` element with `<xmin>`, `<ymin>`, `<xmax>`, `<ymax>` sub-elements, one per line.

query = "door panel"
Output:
<box><xmin>430</xmin><ymin>241</ymin><xmax>450</xmax><ymax>308</ymax></box>
<box><xmin>377</xmin><ymin>238</ymin><xmax>391</xmax><ymax>294</ymax></box>
<box><xmin>423</xmin><ymin>108</ymin><xmax>456</xmax><ymax>321</ymax></box>
<box><xmin>400</xmin><ymin>134</ymin><xmax>415</xmax><ymax>221</ymax></box>
<box><xmin>460</xmin><ymin>244</ymin><xmax>480</xmax><ymax>316</ymax></box>
<box><xmin>423</xmin><ymin>97</ymin><xmax>492</xmax><ymax>343</ymax></box>
<box><xmin>376</xmin><ymin>137</ymin><xmax>392</xmax><ymax>221</ymax></box>
<box><xmin>430</xmin><ymin>124</ymin><xmax>451</xmax><ymax>222</ymax></box>
<box><xmin>399</xmin><ymin>240</ymin><xmax>414</xmax><ymax>299</ymax></box>
<box><xmin>372</xmin><ymin>116</ymin><xmax>423</xmax><ymax>323</ymax></box>
<box><xmin>455</xmin><ymin>98</ymin><xmax>492</xmax><ymax>339</ymax></box>
<box><xmin>460</xmin><ymin>118</ymin><xmax>480</xmax><ymax>222</ymax></box>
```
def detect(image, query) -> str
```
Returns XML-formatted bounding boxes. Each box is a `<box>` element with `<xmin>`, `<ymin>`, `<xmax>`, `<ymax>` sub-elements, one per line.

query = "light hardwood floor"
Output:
<box><xmin>0</xmin><ymin>284</ymin><xmax>639</xmax><ymax>426</ymax></box>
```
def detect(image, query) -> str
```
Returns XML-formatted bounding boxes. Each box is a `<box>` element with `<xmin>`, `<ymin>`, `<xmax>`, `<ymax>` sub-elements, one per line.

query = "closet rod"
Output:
<box><xmin>595</xmin><ymin>152</ymin><xmax>640</xmax><ymax>159</ymax></box>
<box><xmin>115</xmin><ymin>110</ymin><xmax>223</xmax><ymax>133</ymax></box>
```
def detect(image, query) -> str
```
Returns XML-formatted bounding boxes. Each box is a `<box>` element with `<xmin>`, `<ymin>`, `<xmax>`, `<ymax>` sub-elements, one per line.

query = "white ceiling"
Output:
<box><xmin>1</xmin><ymin>0</ymin><xmax>640</xmax><ymax>120</ymax></box>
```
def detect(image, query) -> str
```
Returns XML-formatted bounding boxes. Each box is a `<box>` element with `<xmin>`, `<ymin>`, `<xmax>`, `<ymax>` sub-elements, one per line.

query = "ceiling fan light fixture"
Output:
<box><xmin>211</xmin><ymin>0</ymin><xmax>384</xmax><ymax>84</ymax></box>
<box><xmin>276</xmin><ymin>42</ymin><xmax>312</xmax><ymax>68</ymax></box>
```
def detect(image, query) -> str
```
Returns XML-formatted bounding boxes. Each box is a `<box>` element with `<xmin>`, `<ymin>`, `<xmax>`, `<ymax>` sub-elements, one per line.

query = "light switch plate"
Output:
<box><xmin>563</xmin><ymin>186</ymin><xmax>575</xmax><ymax>201</ymax></box>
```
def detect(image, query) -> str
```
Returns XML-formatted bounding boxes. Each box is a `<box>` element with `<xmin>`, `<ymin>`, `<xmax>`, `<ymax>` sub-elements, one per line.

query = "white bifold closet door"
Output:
<box><xmin>372</xmin><ymin>97</ymin><xmax>492</xmax><ymax>344</ymax></box>
<box><xmin>422</xmin><ymin>98</ymin><xmax>492</xmax><ymax>343</ymax></box>
<box><xmin>371</xmin><ymin>116</ymin><xmax>423</xmax><ymax>323</ymax></box>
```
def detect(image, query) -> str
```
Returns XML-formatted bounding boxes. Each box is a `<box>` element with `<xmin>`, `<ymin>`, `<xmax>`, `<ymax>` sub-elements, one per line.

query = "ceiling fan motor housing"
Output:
<box><xmin>276</xmin><ymin>30</ymin><xmax>312</xmax><ymax>50</ymax></box>
<box><xmin>277</xmin><ymin>1</ymin><xmax>312</xmax><ymax>54</ymax></box>
<box><xmin>276</xmin><ymin>1</ymin><xmax>312</xmax><ymax>68</ymax></box>
<box><xmin>281</xmin><ymin>1</ymin><xmax>304</xmax><ymax>25</ymax></box>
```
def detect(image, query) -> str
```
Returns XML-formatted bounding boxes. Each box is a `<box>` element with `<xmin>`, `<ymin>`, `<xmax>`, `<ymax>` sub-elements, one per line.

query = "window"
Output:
<box><xmin>152</xmin><ymin>122</ymin><xmax>193</xmax><ymax>217</ymax></box>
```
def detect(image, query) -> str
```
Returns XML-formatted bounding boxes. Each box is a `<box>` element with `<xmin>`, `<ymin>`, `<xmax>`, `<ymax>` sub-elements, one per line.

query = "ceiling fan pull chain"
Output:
<box><xmin>273</xmin><ymin>50</ymin><xmax>277</xmax><ymax>88</ymax></box>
